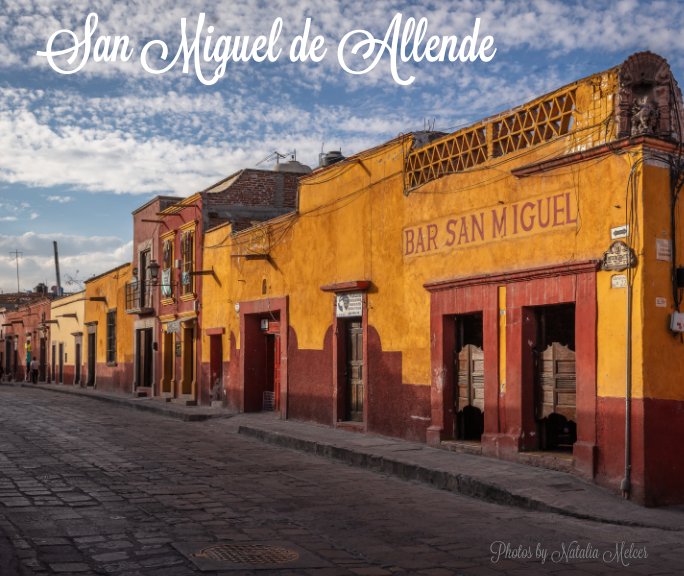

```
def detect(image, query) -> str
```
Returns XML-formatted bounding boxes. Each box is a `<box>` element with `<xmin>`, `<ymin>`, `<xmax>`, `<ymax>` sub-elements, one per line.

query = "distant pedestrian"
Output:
<box><xmin>30</xmin><ymin>358</ymin><xmax>39</xmax><ymax>384</ymax></box>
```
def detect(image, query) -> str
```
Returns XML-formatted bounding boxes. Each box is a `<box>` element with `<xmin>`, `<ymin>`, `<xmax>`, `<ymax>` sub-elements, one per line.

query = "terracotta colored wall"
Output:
<box><xmin>4</xmin><ymin>298</ymin><xmax>52</xmax><ymax>380</ymax></box>
<box><xmin>286</xmin><ymin>326</ymin><xmax>333</xmax><ymax>425</ymax></box>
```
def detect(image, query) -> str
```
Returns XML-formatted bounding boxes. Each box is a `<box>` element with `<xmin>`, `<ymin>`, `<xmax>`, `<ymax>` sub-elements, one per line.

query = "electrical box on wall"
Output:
<box><xmin>670</xmin><ymin>312</ymin><xmax>684</xmax><ymax>332</ymax></box>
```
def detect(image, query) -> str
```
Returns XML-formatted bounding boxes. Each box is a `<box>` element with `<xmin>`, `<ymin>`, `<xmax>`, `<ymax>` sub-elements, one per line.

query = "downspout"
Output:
<box><xmin>621</xmin><ymin>157</ymin><xmax>640</xmax><ymax>500</ymax></box>
<box><xmin>621</xmin><ymin>277</ymin><xmax>633</xmax><ymax>498</ymax></box>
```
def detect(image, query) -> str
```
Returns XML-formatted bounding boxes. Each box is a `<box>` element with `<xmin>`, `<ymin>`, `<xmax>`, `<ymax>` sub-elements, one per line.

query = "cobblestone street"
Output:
<box><xmin>0</xmin><ymin>386</ymin><xmax>682</xmax><ymax>575</ymax></box>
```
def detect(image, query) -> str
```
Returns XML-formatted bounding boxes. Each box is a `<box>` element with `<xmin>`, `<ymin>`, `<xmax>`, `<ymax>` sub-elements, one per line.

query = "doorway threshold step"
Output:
<box><xmin>172</xmin><ymin>398</ymin><xmax>197</xmax><ymax>406</ymax></box>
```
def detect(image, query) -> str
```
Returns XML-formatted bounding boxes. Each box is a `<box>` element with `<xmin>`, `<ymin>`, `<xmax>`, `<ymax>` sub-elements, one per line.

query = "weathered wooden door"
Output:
<box><xmin>51</xmin><ymin>343</ymin><xmax>56</xmax><ymax>383</ymax></box>
<box><xmin>74</xmin><ymin>342</ymin><xmax>81</xmax><ymax>385</ymax></box>
<box><xmin>40</xmin><ymin>338</ymin><xmax>47</xmax><ymax>382</ymax></box>
<box><xmin>536</xmin><ymin>342</ymin><xmax>576</xmax><ymax>421</ymax></box>
<box><xmin>87</xmin><ymin>333</ymin><xmax>96</xmax><ymax>386</ymax></box>
<box><xmin>58</xmin><ymin>343</ymin><xmax>64</xmax><ymax>384</ymax></box>
<box><xmin>265</xmin><ymin>321</ymin><xmax>281</xmax><ymax>411</ymax></box>
<box><xmin>136</xmin><ymin>328</ymin><xmax>153</xmax><ymax>389</ymax></box>
<box><xmin>455</xmin><ymin>344</ymin><xmax>485</xmax><ymax>440</ymax></box>
<box><xmin>456</xmin><ymin>344</ymin><xmax>485</xmax><ymax>409</ymax></box>
<box><xmin>209</xmin><ymin>334</ymin><xmax>223</xmax><ymax>399</ymax></box>
<box><xmin>161</xmin><ymin>331</ymin><xmax>174</xmax><ymax>395</ymax></box>
<box><xmin>345</xmin><ymin>321</ymin><xmax>364</xmax><ymax>422</ymax></box>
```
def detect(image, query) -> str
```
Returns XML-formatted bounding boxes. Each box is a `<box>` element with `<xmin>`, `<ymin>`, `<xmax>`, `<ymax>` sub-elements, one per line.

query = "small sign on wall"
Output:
<box><xmin>656</xmin><ymin>239</ymin><xmax>672</xmax><ymax>261</ymax></box>
<box><xmin>336</xmin><ymin>292</ymin><xmax>363</xmax><ymax>318</ymax></box>
<box><xmin>655</xmin><ymin>297</ymin><xmax>668</xmax><ymax>308</ymax></box>
<box><xmin>611</xmin><ymin>274</ymin><xmax>628</xmax><ymax>289</ymax></box>
<box><xmin>611</xmin><ymin>225</ymin><xmax>629</xmax><ymax>240</ymax></box>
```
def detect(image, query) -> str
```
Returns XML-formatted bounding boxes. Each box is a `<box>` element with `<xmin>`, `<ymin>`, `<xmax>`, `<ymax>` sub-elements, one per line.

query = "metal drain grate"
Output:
<box><xmin>193</xmin><ymin>544</ymin><xmax>299</xmax><ymax>565</ymax></box>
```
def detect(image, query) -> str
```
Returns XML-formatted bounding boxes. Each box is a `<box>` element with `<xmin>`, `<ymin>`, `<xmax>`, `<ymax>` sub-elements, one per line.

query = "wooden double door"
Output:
<box><xmin>136</xmin><ymin>328</ymin><xmax>154</xmax><ymax>390</ymax></box>
<box><xmin>345</xmin><ymin>320</ymin><xmax>364</xmax><ymax>422</ymax></box>
<box><xmin>532</xmin><ymin>304</ymin><xmax>577</xmax><ymax>450</ymax></box>
<box><xmin>453</xmin><ymin>313</ymin><xmax>484</xmax><ymax>441</ymax></box>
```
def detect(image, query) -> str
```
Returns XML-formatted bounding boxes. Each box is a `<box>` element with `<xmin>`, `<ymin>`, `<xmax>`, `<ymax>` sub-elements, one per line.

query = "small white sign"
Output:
<box><xmin>336</xmin><ymin>292</ymin><xmax>363</xmax><ymax>318</ymax></box>
<box><xmin>611</xmin><ymin>275</ymin><xmax>628</xmax><ymax>289</ymax></box>
<box><xmin>166</xmin><ymin>320</ymin><xmax>181</xmax><ymax>333</ymax></box>
<box><xmin>671</xmin><ymin>312</ymin><xmax>684</xmax><ymax>332</ymax></box>
<box><xmin>611</xmin><ymin>225</ymin><xmax>629</xmax><ymax>240</ymax></box>
<box><xmin>656</xmin><ymin>238</ymin><xmax>672</xmax><ymax>261</ymax></box>
<box><xmin>656</xmin><ymin>297</ymin><xmax>668</xmax><ymax>308</ymax></box>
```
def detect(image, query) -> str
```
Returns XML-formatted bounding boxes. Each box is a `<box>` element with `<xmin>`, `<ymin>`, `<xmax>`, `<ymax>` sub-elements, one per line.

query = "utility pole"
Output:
<box><xmin>9</xmin><ymin>250</ymin><xmax>22</xmax><ymax>293</ymax></box>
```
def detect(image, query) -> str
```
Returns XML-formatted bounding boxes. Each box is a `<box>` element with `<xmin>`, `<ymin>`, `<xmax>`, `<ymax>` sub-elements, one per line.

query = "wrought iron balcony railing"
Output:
<box><xmin>125</xmin><ymin>280</ymin><xmax>154</xmax><ymax>314</ymax></box>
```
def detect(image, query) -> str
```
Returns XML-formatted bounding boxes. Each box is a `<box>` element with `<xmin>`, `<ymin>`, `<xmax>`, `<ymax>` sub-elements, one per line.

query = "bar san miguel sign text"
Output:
<box><xmin>403</xmin><ymin>192</ymin><xmax>577</xmax><ymax>258</ymax></box>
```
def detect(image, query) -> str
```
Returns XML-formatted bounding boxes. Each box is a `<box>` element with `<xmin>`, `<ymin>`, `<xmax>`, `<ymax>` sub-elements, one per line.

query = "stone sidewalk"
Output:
<box><xmin>6</xmin><ymin>381</ymin><xmax>684</xmax><ymax>533</ymax></box>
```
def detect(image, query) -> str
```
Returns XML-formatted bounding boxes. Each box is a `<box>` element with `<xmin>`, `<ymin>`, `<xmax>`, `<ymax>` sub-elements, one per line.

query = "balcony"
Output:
<box><xmin>125</xmin><ymin>281</ymin><xmax>154</xmax><ymax>314</ymax></box>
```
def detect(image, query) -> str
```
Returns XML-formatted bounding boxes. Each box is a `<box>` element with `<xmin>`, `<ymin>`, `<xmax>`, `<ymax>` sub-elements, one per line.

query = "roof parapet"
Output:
<box><xmin>404</xmin><ymin>51</ymin><xmax>683</xmax><ymax>193</ymax></box>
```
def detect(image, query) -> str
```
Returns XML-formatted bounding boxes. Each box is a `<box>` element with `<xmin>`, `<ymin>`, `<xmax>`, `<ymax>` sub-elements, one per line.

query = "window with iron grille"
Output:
<box><xmin>181</xmin><ymin>229</ymin><xmax>194</xmax><ymax>296</ymax></box>
<box><xmin>106</xmin><ymin>310</ymin><xmax>116</xmax><ymax>364</ymax></box>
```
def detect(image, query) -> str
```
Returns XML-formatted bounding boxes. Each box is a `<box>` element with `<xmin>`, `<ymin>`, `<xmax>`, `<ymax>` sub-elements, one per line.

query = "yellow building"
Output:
<box><xmin>201</xmin><ymin>52</ymin><xmax>684</xmax><ymax>506</ymax></box>
<box><xmin>84</xmin><ymin>264</ymin><xmax>134</xmax><ymax>393</ymax></box>
<box><xmin>49</xmin><ymin>291</ymin><xmax>86</xmax><ymax>385</ymax></box>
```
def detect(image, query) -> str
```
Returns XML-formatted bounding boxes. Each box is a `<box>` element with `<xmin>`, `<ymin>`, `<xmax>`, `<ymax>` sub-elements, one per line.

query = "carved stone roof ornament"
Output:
<box><xmin>616</xmin><ymin>51</ymin><xmax>684</xmax><ymax>141</ymax></box>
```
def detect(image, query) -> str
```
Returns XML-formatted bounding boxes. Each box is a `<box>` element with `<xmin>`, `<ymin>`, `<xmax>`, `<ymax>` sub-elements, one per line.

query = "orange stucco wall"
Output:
<box><xmin>84</xmin><ymin>264</ymin><xmax>134</xmax><ymax>394</ymax></box>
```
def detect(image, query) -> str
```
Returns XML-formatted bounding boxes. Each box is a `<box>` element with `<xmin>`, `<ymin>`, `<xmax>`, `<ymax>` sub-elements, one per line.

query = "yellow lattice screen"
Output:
<box><xmin>491</xmin><ymin>91</ymin><xmax>575</xmax><ymax>157</ymax></box>
<box><xmin>406</xmin><ymin>126</ymin><xmax>487</xmax><ymax>190</ymax></box>
<box><xmin>405</xmin><ymin>88</ymin><xmax>577</xmax><ymax>190</ymax></box>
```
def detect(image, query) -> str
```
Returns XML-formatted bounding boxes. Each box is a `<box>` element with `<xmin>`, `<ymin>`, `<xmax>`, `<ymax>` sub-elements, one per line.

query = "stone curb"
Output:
<box><xmin>0</xmin><ymin>381</ymin><xmax>231</xmax><ymax>422</ymax></box>
<box><xmin>237</xmin><ymin>425</ymin><xmax>680</xmax><ymax>530</ymax></box>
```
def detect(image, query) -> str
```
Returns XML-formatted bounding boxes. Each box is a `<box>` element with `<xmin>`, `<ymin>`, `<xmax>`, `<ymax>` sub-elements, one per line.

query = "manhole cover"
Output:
<box><xmin>193</xmin><ymin>544</ymin><xmax>299</xmax><ymax>565</ymax></box>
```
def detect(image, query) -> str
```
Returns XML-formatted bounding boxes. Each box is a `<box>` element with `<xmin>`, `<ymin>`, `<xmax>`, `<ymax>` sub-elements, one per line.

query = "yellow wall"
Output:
<box><xmin>639</xmin><ymin>160</ymin><xmax>684</xmax><ymax>401</ymax></box>
<box><xmin>84</xmin><ymin>264</ymin><xmax>134</xmax><ymax>366</ymax></box>
<box><xmin>201</xmin><ymin>224</ymin><xmax>237</xmax><ymax>363</ymax></box>
<box><xmin>50</xmin><ymin>291</ymin><xmax>86</xmax><ymax>371</ymax></box>
<box><xmin>202</xmin><ymin>66</ymin><xmax>676</xmax><ymax>404</ymax></box>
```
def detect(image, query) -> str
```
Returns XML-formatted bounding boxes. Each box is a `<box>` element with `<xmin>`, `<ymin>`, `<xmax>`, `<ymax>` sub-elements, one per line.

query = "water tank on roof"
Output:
<box><xmin>274</xmin><ymin>159</ymin><xmax>312</xmax><ymax>174</ymax></box>
<box><xmin>319</xmin><ymin>150</ymin><xmax>345</xmax><ymax>167</ymax></box>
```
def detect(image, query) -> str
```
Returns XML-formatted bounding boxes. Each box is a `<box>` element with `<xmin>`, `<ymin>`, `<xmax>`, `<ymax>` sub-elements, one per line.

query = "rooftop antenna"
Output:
<box><xmin>9</xmin><ymin>249</ymin><xmax>22</xmax><ymax>293</ymax></box>
<box><xmin>256</xmin><ymin>150</ymin><xmax>292</xmax><ymax>167</ymax></box>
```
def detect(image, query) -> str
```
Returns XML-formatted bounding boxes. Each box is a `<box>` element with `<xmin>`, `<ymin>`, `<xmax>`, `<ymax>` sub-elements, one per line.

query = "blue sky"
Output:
<box><xmin>1</xmin><ymin>0</ymin><xmax>683</xmax><ymax>293</ymax></box>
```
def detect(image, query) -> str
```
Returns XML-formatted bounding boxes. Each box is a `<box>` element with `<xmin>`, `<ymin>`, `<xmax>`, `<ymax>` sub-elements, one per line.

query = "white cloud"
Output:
<box><xmin>0</xmin><ymin>232</ymin><xmax>131</xmax><ymax>293</ymax></box>
<box><xmin>46</xmin><ymin>195</ymin><xmax>73</xmax><ymax>203</ymax></box>
<box><xmin>1</xmin><ymin>0</ymin><xmax>683</xmax><ymax>289</ymax></box>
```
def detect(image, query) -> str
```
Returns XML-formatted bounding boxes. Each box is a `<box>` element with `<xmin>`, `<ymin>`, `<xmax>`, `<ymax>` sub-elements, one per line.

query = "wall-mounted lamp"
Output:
<box><xmin>147</xmin><ymin>259</ymin><xmax>160</xmax><ymax>281</ymax></box>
